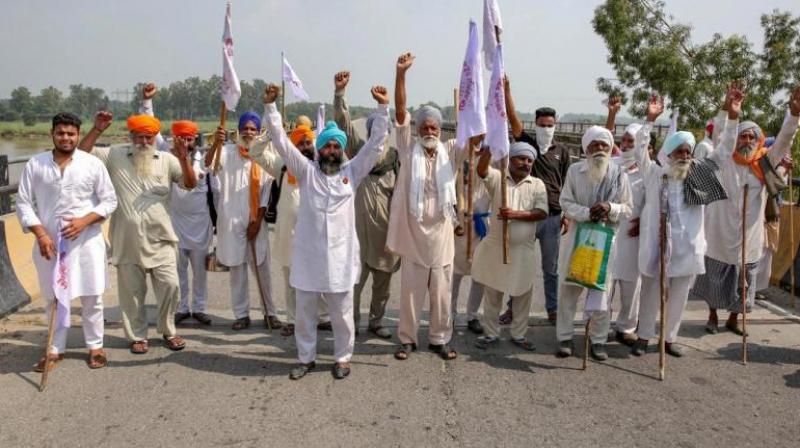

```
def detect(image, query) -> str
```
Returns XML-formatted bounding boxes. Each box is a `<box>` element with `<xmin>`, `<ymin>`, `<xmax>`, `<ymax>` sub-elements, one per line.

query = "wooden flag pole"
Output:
<box><xmin>250</xmin><ymin>241</ymin><xmax>272</xmax><ymax>331</ymax></box>
<box><xmin>658</xmin><ymin>175</ymin><xmax>668</xmax><ymax>381</ymax></box>
<box><xmin>741</xmin><ymin>184</ymin><xmax>749</xmax><ymax>365</ymax></box>
<box><xmin>494</xmin><ymin>25</ymin><xmax>509</xmax><ymax>265</ymax></box>
<box><xmin>39</xmin><ymin>299</ymin><xmax>58</xmax><ymax>392</ymax></box>
<box><xmin>582</xmin><ymin>317</ymin><xmax>590</xmax><ymax>370</ymax></box>
<box><xmin>211</xmin><ymin>102</ymin><xmax>227</xmax><ymax>173</ymax></box>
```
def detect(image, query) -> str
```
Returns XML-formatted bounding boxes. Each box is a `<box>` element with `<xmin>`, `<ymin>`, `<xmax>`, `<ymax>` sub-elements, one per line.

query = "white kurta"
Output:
<box><xmin>704</xmin><ymin>112</ymin><xmax>799</xmax><ymax>265</ymax></box>
<box><xmin>634</xmin><ymin>122</ymin><xmax>706</xmax><ymax>278</ymax></box>
<box><xmin>264</xmin><ymin>102</ymin><xmax>390</xmax><ymax>293</ymax></box>
<box><xmin>16</xmin><ymin>150</ymin><xmax>117</xmax><ymax>300</ymax></box>
<box><xmin>170</xmin><ymin>150</ymin><xmax>212</xmax><ymax>251</ymax></box>
<box><xmin>611</xmin><ymin>155</ymin><xmax>645</xmax><ymax>282</ymax></box>
<box><xmin>253</xmin><ymin>142</ymin><xmax>299</xmax><ymax>268</ymax></box>
<box><xmin>213</xmin><ymin>145</ymin><xmax>271</xmax><ymax>267</ymax></box>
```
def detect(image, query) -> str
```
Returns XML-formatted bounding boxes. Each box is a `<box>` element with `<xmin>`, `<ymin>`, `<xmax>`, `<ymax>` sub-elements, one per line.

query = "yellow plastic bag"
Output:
<box><xmin>566</xmin><ymin>222</ymin><xmax>615</xmax><ymax>291</ymax></box>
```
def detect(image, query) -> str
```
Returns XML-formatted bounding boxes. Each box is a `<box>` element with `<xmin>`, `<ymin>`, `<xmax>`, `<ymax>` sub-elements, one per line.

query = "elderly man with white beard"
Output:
<box><xmin>689</xmin><ymin>82</ymin><xmax>800</xmax><ymax>335</ymax></box>
<box><xmin>263</xmin><ymin>82</ymin><xmax>391</xmax><ymax>380</ymax></box>
<box><xmin>628</xmin><ymin>94</ymin><xmax>729</xmax><ymax>357</ymax></box>
<box><xmin>389</xmin><ymin>52</ymin><xmax>480</xmax><ymax>362</ymax></box>
<box><xmin>208</xmin><ymin>112</ymin><xmax>284</xmax><ymax>331</ymax></box>
<box><xmin>78</xmin><ymin>111</ymin><xmax>197</xmax><ymax>354</ymax></box>
<box><xmin>556</xmin><ymin>126</ymin><xmax>633</xmax><ymax>361</ymax></box>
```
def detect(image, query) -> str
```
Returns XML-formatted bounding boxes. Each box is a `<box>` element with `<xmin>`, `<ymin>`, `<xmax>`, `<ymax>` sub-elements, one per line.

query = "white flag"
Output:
<box><xmin>316</xmin><ymin>104</ymin><xmax>325</xmax><ymax>135</ymax></box>
<box><xmin>52</xmin><ymin>226</ymin><xmax>71</xmax><ymax>330</ymax></box>
<box><xmin>220</xmin><ymin>1</ymin><xmax>241</xmax><ymax>111</ymax></box>
<box><xmin>485</xmin><ymin>44</ymin><xmax>509</xmax><ymax>161</ymax></box>
<box><xmin>483</xmin><ymin>0</ymin><xmax>503</xmax><ymax>71</ymax></box>
<box><xmin>668</xmin><ymin>109</ymin><xmax>679</xmax><ymax>136</ymax></box>
<box><xmin>456</xmin><ymin>20</ymin><xmax>487</xmax><ymax>149</ymax></box>
<box><xmin>282</xmin><ymin>53</ymin><xmax>310</xmax><ymax>101</ymax></box>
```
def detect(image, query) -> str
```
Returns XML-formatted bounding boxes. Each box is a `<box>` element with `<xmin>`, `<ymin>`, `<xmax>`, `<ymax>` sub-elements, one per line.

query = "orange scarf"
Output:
<box><xmin>731</xmin><ymin>132</ymin><xmax>768</xmax><ymax>184</ymax></box>
<box><xmin>238</xmin><ymin>146</ymin><xmax>262</xmax><ymax>221</ymax></box>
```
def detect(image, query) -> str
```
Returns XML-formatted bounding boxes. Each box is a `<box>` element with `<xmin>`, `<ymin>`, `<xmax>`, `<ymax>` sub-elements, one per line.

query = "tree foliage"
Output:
<box><xmin>593</xmin><ymin>0</ymin><xmax>800</xmax><ymax>133</ymax></box>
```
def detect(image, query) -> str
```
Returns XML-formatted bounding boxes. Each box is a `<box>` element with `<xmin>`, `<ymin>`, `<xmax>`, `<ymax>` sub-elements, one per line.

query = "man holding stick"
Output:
<box><xmin>556</xmin><ymin>126</ymin><xmax>632</xmax><ymax>361</ymax></box>
<box><xmin>263</xmin><ymin>82</ymin><xmax>391</xmax><ymax>380</ymax></box>
<box><xmin>17</xmin><ymin>113</ymin><xmax>117</xmax><ymax>372</ymax></box>
<box><xmin>388</xmin><ymin>52</ymin><xmax>477</xmax><ymax>361</ymax></box>
<box><xmin>78</xmin><ymin>110</ymin><xmax>197</xmax><ymax>354</ymax></box>
<box><xmin>690</xmin><ymin>82</ymin><xmax>800</xmax><ymax>335</ymax></box>
<box><xmin>210</xmin><ymin>112</ymin><xmax>283</xmax><ymax>331</ymax></box>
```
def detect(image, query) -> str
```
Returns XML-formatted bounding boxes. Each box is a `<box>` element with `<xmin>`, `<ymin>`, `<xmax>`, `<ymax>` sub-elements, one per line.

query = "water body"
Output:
<box><xmin>1</xmin><ymin>138</ymin><xmax>52</xmax><ymax>158</ymax></box>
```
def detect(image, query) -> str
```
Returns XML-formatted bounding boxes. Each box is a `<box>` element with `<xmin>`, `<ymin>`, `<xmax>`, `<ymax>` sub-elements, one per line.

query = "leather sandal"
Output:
<box><xmin>87</xmin><ymin>349</ymin><xmax>108</xmax><ymax>369</ymax></box>
<box><xmin>34</xmin><ymin>354</ymin><xmax>64</xmax><ymax>373</ymax></box>
<box><xmin>163</xmin><ymin>335</ymin><xmax>186</xmax><ymax>351</ymax></box>
<box><xmin>130</xmin><ymin>340</ymin><xmax>149</xmax><ymax>354</ymax></box>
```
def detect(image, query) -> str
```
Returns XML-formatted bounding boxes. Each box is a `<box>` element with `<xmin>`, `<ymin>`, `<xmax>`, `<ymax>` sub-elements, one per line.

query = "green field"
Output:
<box><xmin>0</xmin><ymin>120</ymin><xmax>226</xmax><ymax>138</ymax></box>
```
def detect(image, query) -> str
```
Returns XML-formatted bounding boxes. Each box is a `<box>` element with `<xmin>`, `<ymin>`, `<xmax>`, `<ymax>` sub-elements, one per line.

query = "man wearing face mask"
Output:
<box><xmin>210</xmin><ymin>112</ymin><xmax>283</xmax><ymax>331</ymax></box>
<box><xmin>556</xmin><ymin>126</ymin><xmax>633</xmax><ymax>361</ymax></box>
<box><xmin>264</xmin><ymin>82</ymin><xmax>391</xmax><ymax>380</ymax></box>
<box><xmin>251</xmin><ymin>123</ymin><xmax>331</xmax><ymax>337</ymax></box>
<box><xmin>504</xmin><ymin>77</ymin><xmax>571</xmax><ymax>325</ymax></box>
<box><xmin>388</xmin><ymin>52</ymin><xmax>480</xmax><ymax>362</ymax></box>
<box><xmin>630</xmin><ymin>94</ymin><xmax>728</xmax><ymax>357</ymax></box>
<box><xmin>605</xmin><ymin>97</ymin><xmax>645</xmax><ymax>346</ymax></box>
<box><xmin>78</xmin><ymin>111</ymin><xmax>197</xmax><ymax>354</ymax></box>
<box><xmin>690</xmin><ymin>82</ymin><xmax>800</xmax><ymax>335</ymax></box>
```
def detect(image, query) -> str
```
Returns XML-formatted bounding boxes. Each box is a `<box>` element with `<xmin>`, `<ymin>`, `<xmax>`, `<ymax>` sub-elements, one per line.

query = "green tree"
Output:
<box><xmin>35</xmin><ymin>86</ymin><xmax>63</xmax><ymax>116</ymax></box>
<box><xmin>593</xmin><ymin>1</ymin><xmax>800</xmax><ymax>133</ymax></box>
<box><xmin>10</xmin><ymin>86</ymin><xmax>33</xmax><ymax>115</ymax></box>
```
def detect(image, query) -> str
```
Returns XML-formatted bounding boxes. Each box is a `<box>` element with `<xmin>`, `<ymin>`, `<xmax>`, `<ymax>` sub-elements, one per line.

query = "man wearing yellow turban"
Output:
<box><xmin>77</xmin><ymin>83</ymin><xmax>197</xmax><ymax>355</ymax></box>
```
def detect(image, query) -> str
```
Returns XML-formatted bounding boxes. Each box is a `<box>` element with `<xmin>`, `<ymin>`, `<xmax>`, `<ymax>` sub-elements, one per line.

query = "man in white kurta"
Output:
<box><xmin>264</xmin><ymin>83</ymin><xmax>390</xmax><ymax>380</ymax></box>
<box><xmin>213</xmin><ymin>111</ymin><xmax>281</xmax><ymax>331</ymax></box>
<box><xmin>252</xmin><ymin>125</ymin><xmax>331</xmax><ymax>337</ymax></box>
<box><xmin>388</xmin><ymin>53</ymin><xmax>469</xmax><ymax>361</ymax></box>
<box><xmin>690</xmin><ymin>85</ymin><xmax>800</xmax><ymax>334</ymax></box>
<box><xmin>610</xmin><ymin>123</ymin><xmax>646</xmax><ymax>346</ymax></box>
<box><xmin>472</xmin><ymin>142</ymin><xmax>548</xmax><ymax>350</ymax></box>
<box><xmin>557</xmin><ymin>126</ymin><xmax>632</xmax><ymax>361</ymax></box>
<box><xmin>17</xmin><ymin>113</ymin><xmax>117</xmax><ymax>371</ymax></box>
<box><xmin>139</xmin><ymin>89</ymin><xmax>213</xmax><ymax>325</ymax></box>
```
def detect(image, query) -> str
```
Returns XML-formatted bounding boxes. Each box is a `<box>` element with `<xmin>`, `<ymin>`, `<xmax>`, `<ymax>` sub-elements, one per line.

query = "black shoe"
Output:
<box><xmin>467</xmin><ymin>319</ymin><xmax>484</xmax><ymax>335</ymax></box>
<box><xmin>631</xmin><ymin>338</ymin><xmax>648</xmax><ymax>357</ymax></box>
<box><xmin>725</xmin><ymin>320</ymin><xmax>748</xmax><ymax>336</ymax></box>
<box><xmin>174</xmin><ymin>312</ymin><xmax>191</xmax><ymax>324</ymax></box>
<box><xmin>705</xmin><ymin>320</ymin><xmax>719</xmax><ymax>334</ymax></box>
<box><xmin>231</xmin><ymin>316</ymin><xmax>251</xmax><ymax>331</ymax></box>
<box><xmin>547</xmin><ymin>311</ymin><xmax>557</xmax><ymax>326</ymax></box>
<box><xmin>265</xmin><ymin>315</ymin><xmax>283</xmax><ymax>330</ymax></box>
<box><xmin>665</xmin><ymin>342</ymin><xmax>684</xmax><ymax>358</ymax></box>
<box><xmin>556</xmin><ymin>340</ymin><xmax>573</xmax><ymax>358</ymax></box>
<box><xmin>192</xmin><ymin>312</ymin><xmax>212</xmax><ymax>325</ymax></box>
<box><xmin>614</xmin><ymin>331</ymin><xmax>637</xmax><ymax>347</ymax></box>
<box><xmin>332</xmin><ymin>362</ymin><xmax>351</xmax><ymax>379</ymax></box>
<box><xmin>590</xmin><ymin>343</ymin><xmax>608</xmax><ymax>361</ymax></box>
<box><xmin>289</xmin><ymin>362</ymin><xmax>315</xmax><ymax>380</ymax></box>
<box><xmin>368</xmin><ymin>326</ymin><xmax>392</xmax><ymax>339</ymax></box>
<box><xmin>317</xmin><ymin>321</ymin><xmax>333</xmax><ymax>331</ymax></box>
<box><xmin>475</xmin><ymin>336</ymin><xmax>499</xmax><ymax>350</ymax></box>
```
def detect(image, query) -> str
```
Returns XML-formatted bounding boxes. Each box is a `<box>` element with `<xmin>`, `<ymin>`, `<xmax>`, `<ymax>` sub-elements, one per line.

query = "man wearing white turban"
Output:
<box><xmin>556</xmin><ymin>125</ymin><xmax>633</xmax><ymax>361</ymax></box>
<box><xmin>689</xmin><ymin>82</ymin><xmax>800</xmax><ymax>335</ymax></box>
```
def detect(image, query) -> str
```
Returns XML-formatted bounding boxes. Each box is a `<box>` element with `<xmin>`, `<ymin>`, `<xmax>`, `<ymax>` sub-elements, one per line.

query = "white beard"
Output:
<box><xmin>737</xmin><ymin>142</ymin><xmax>756</xmax><ymax>157</ymax></box>
<box><xmin>418</xmin><ymin>135</ymin><xmax>439</xmax><ymax>150</ymax></box>
<box><xmin>132</xmin><ymin>144</ymin><xmax>156</xmax><ymax>178</ymax></box>
<box><xmin>669</xmin><ymin>160</ymin><xmax>691</xmax><ymax>180</ymax></box>
<box><xmin>237</xmin><ymin>137</ymin><xmax>253</xmax><ymax>150</ymax></box>
<box><xmin>587</xmin><ymin>153</ymin><xmax>610</xmax><ymax>185</ymax></box>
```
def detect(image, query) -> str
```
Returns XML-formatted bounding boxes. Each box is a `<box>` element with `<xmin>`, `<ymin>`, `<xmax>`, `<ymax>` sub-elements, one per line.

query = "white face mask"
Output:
<box><xmin>535</xmin><ymin>126</ymin><xmax>555</xmax><ymax>153</ymax></box>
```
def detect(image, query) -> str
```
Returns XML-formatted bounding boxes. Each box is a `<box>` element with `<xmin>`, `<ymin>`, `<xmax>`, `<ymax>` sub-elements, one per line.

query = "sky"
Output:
<box><xmin>1</xmin><ymin>0</ymin><xmax>799</xmax><ymax>116</ymax></box>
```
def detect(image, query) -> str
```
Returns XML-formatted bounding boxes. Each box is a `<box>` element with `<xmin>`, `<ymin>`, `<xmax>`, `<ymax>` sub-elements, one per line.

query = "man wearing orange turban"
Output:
<box><xmin>76</xmin><ymin>81</ymin><xmax>198</xmax><ymax>355</ymax></box>
<box><xmin>138</xmin><ymin>87</ymin><xmax>213</xmax><ymax>327</ymax></box>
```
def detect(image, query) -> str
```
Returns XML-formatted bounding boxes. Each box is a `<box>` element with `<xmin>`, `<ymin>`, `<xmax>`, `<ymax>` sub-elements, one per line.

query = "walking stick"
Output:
<box><xmin>741</xmin><ymin>184</ymin><xmax>749</xmax><ymax>365</ymax></box>
<box><xmin>658</xmin><ymin>175</ymin><xmax>668</xmax><ymax>381</ymax></box>
<box><xmin>211</xmin><ymin>102</ymin><xmax>228</xmax><ymax>173</ymax></box>
<box><xmin>250</xmin><ymin>241</ymin><xmax>272</xmax><ymax>331</ymax></box>
<box><xmin>39</xmin><ymin>299</ymin><xmax>58</xmax><ymax>392</ymax></box>
<box><xmin>582</xmin><ymin>316</ymin><xmax>590</xmax><ymax>370</ymax></box>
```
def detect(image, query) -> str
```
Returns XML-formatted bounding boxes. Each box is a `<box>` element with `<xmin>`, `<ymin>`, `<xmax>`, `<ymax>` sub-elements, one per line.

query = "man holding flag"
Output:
<box><xmin>389</xmin><ymin>52</ymin><xmax>479</xmax><ymax>361</ymax></box>
<box><xmin>17</xmin><ymin>112</ymin><xmax>117</xmax><ymax>371</ymax></box>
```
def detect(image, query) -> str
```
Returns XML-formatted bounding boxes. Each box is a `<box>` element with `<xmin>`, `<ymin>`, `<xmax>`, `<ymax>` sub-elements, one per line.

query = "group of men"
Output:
<box><xmin>17</xmin><ymin>50</ymin><xmax>800</xmax><ymax>379</ymax></box>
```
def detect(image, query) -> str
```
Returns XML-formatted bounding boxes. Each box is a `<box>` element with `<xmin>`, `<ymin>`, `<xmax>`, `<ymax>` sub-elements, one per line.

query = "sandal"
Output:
<box><xmin>34</xmin><ymin>354</ymin><xmax>64</xmax><ymax>373</ymax></box>
<box><xmin>429</xmin><ymin>344</ymin><xmax>458</xmax><ymax>360</ymax></box>
<box><xmin>394</xmin><ymin>343</ymin><xmax>417</xmax><ymax>360</ymax></box>
<box><xmin>130</xmin><ymin>340</ymin><xmax>149</xmax><ymax>354</ymax></box>
<box><xmin>87</xmin><ymin>349</ymin><xmax>108</xmax><ymax>369</ymax></box>
<box><xmin>232</xmin><ymin>316</ymin><xmax>251</xmax><ymax>331</ymax></box>
<box><xmin>511</xmin><ymin>338</ymin><xmax>536</xmax><ymax>352</ymax></box>
<box><xmin>163</xmin><ymin>335</ymin><xmax>186</xmax><ymax>351</ymax></box>
<box><xmin>281</xmin><ymin>323</ymin><xmax>295</xmax><ymax>337</ymax></box>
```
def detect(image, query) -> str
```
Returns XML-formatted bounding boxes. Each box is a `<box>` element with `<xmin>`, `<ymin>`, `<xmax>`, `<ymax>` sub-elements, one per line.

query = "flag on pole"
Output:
<box><xmin>483</xmin><ymin>0</ymin><xmax>503</xmax><ymax>71</ymax></box>
<box><xmin>316</xmin><ymin>104</ymin><xmax>325</xmax><ymax>136</ymax></box>
<box><xmin>485</xmin><ymin>43</ymin><xmax>509</xmax><ymax>161</ymax></box>
<box><xmin>456</xmin><ymin>20</ymin><xmax>487</xmax><ymax>149</ymax></box>
<box><xmin>282</xmin><ymin>53</ymin><xmax>310</xmax><ymax>101</ymax></box>
<box><xmin>221</xmin><ymin>1</ymin><xmax>241</xmax><ymax>111</ymax></box>
<box><xmin>52</xmin><ymin>226</ymin><xmax>71</xmax><ymax>330</ymax></box>
<box><xmin>668</xmin><ymin>109</ymin><xmax>679</xmax><ymax>136</ymax></box>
